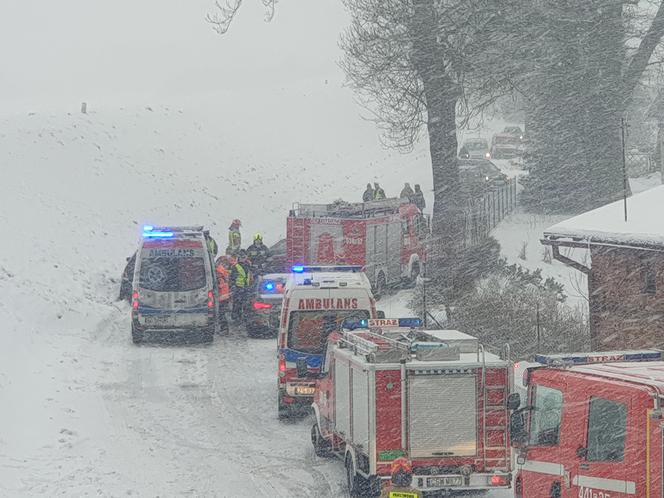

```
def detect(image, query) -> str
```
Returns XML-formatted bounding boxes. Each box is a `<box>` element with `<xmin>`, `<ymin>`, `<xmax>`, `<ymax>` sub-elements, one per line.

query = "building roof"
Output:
<box><xmin>543</xmin><ymin>185</ymin><xmax>664</xmax><ymax>249</ymax></box>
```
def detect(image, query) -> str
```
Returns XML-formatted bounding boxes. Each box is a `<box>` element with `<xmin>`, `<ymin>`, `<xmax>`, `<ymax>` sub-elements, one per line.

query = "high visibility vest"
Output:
<box><xmin>233</xmin><ymin>263</ymin><xmax>248</xmax><ymax>288</ymax></box>
<box><xmin>228</xmin><ymin>229</ymin><xmax>241</xmax><ymax>250</ymax></box>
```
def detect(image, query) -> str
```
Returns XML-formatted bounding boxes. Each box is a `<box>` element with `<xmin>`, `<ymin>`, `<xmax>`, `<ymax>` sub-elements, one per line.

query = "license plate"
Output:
<box><xmin>294</xmin><ymin>386</ymin><xmax>315</xmax><ymax>396</ymax></box>
<box><xmin>145</xmin><ymin>315</ymin><xmax>171</xmax><ymax>326</ymax></box>
<box><xmin>426</xmin><ymin>476</ymin><xmax>463</xmax><ymax>487</ymax></box>
<box><xmin>389</xmin><ymin>492</ymin><xmax>419</xmax><ymax>498</ymax></box>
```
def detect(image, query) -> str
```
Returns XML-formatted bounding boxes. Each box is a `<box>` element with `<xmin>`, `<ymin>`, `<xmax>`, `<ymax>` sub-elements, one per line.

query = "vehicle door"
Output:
<box><xmin>568</xmin><ymin>382</ymin><xmax>639</xmax><ymax>498</ymax></box>
<box><xmin>518</xmin><ymin>379</ymin><xmax>567</xmax><ymax>498</ymax></box>
<box><xmin>317</xmin><ymin>342</ymin><xmax>335</xmax><ymax>434</ymax></box>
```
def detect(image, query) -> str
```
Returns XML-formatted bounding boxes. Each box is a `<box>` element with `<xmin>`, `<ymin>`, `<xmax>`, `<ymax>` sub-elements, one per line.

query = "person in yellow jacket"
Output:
<box><xmin>226</xmin><ymin>219</ymin><xmax>242</xmax><ymax>255</ymax></box>
<box><xmin>380</xmin><ymin>457</ymin><xmax>422</xmax><ymax>498</ymax></box>
<box><xmin>215</xmin><ymin>255</ymin><xmax>232</xmax><ymax>331</ymax></box>
<box><xmin>230</xmin><ymin>251</ymin><xmax>250</xmax><ymax>321</ymax></box>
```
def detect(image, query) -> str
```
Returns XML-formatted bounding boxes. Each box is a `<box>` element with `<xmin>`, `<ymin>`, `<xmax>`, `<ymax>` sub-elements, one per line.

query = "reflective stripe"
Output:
<box><xmin>520</xmin><ymin>460</ymin><xmax>564</xmax><ymax>476</ymax></box>
<box><xmin>572</xmin><ymin>475</ymin><xmax>636</xmax><ymax>494</ymax></box>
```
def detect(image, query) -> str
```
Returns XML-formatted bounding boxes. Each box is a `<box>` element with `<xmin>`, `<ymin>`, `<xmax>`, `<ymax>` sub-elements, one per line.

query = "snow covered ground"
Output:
<box><xmin>0</xmin><ymin>107</ymin><xmax>512</xmax><ymax>497</ymax></box>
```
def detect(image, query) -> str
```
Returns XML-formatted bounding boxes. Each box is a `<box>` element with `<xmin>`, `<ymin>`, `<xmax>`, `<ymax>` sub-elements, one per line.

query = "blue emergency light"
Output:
<box><xmin>292</xmin><ymin>265</ymin><xmax>305</xmax><ymax>273</ymax></box>
<box><xmin>143</xmin><ymin>230</ymin><xmax>174</xmax><ymax>238</ymax></box>
<box><xmin>291</xmin><ymin>265</ymin><xmax>362</xmax><ymax>273</ymax></box>
<box><xmin>265</xmin><ymin>282</ymin><xmax>274</xmax><ymax>291</ymax></box>
<box><xmin>534</xmin><ymin>350</ymin><xmax>662</xmax><ymax>367</ymax></box>
<box><xmin>397</xmin><ymin>318</ymin><xmax>423</xmax><ymax>328</ymax></box>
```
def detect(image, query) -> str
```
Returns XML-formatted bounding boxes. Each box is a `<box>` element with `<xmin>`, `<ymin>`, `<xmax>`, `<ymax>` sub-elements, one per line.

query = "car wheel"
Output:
<box><xmin>311</xmin><ymin>423</ymin><xmax>332</xmax><ymax>457</ymax></box>
<box><xmin>131</xmin><ymin>324</ymin><xmax>143</xmax><ymax>344</ymax></box>
<box><xmin>201</xmin><ymin>327</ymin><xmax>214</xmax><ymax>344</ymax></box>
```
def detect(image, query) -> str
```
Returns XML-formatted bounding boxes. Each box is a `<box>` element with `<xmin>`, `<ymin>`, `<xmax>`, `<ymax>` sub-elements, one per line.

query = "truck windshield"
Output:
<box><xmin>287</xmin><ymin>310</ymin><xmax>370</xmax><ymax>354</ymax></box>
<box><xmin>139</xmin><ymin>256</ymin><xmax>207</xmax><ymax>292</ymax></box>
<box><xmin>529</xmin><ymin>385</ymin><xmax>563</xmax><ymax>446</ymax></box>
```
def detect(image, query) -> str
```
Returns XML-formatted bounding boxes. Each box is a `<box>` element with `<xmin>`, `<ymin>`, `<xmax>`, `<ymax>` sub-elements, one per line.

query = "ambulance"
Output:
<box><xmin>311</xmin><ymin>318</ymin><xmax>512</xmax><ymax>496</ymax></box>
<box><xmin>131</xmin><ymin>226</ymin><xmax>218</xmax><ymax>344</ymax></box>
<box><xmin>509</xmin><ymin>350</ymin><xmax>664</xmax><ymax>498</ymax></box>
<box><xmin>276</xmin><ymin>265</ymin><xmax>380</xmax><ymax>418</ymax></box>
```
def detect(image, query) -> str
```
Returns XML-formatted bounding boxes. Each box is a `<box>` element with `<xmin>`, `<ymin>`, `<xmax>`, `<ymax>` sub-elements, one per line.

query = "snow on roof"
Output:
<box><xmin>543</xmin><ymin>185</ymin><xmax>664</xmax><ymax>248</ymax></box>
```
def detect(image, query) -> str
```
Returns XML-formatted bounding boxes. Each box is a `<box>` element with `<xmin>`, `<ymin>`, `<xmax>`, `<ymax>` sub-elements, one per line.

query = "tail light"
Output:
<box><xmin>207</xmin><ymin>290</ymin><xmax>214</xmax><ymax>309</ymax></box>
<box><xmin>278</xmin><ymin>353</ymin><xmax>286</xmax><ymax>378</ymax></box>
<box><xmin>491</xmin><ymin>475</ymin><xmax>508</xmax><ymax>486</ymax></box>
<box><xmin>253</xmin><ymin>300</ymin><xmax>273</xmax><ymax>310</ymax></box>
<box><xmin>131</xmin><ymin>291</ymin><xmax>139</xmax><ymax>310</ymax></box>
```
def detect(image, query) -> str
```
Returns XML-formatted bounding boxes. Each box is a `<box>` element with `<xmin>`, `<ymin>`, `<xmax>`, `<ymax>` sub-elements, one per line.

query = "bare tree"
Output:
<box><xmin>206</xmin><ymin>0</ymin><xmax>276</xmax><ymax>34</ymax></box>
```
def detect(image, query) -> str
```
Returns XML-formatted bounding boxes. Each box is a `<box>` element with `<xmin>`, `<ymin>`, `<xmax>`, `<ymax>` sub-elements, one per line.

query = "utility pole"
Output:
<box><xmin>621</xmin><ymin>117</ymin><xmax>628</xmax><ymax>222</ymax></box>
<box><xmin>536</xmin><ymin>302</ymin><xmax>541</xmax><ymax>352</ymax></box>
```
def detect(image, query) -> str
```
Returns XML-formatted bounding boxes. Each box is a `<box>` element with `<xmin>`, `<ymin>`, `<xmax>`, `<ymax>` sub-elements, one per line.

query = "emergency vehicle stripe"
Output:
<box><xmin>520</xmin><ymin>460</ymin><xmax>564</xmax><ymax>476</ymax></box>
<box><xmin>572</xmin><ymin>475</ymin><xmax>636</xmax><ymax>494</ymax></box>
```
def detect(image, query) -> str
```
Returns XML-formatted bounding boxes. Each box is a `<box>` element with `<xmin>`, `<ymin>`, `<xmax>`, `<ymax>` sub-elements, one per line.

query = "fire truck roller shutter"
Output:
<box><xmin>408</xmin><ymin>373</ymin><xmax>477</xmax><ymax>458</ymax></box>
<box><xmin>351</xmin><ymin>366</ymin><xmax>369</xmax><ymax>453</ymax></box>
<box><xmin>387</xmin><ymin>220</ymin><xmax>401</xmax><ymax>283</ymax></box>
<box><xmin>335</xmin><ymin>360</ymin><xmax>351</xmax><ymax>438</ymax></box>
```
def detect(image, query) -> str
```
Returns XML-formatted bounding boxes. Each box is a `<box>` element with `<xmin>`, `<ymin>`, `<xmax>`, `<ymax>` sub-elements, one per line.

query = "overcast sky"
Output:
<box><xmin>0</xmin><ymin>0</ymin><xmax>349</xmax><ymax>113</ymax></box>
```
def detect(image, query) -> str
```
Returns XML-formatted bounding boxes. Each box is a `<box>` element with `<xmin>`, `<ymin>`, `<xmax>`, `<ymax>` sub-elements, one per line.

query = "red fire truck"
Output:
<box><xmin>287</xmin><ymin>198</ymin><xmax>428</xmax><ymax>296</ymax></box>
<box><xmin>509</xmin><ymin>350</ymin><xmax>664</xmax><ymax>498</ymax></box>
<box><xmin>311</xmin><ymin>318</ymin><xmax>512</xmax><ymax>496</ymax></box>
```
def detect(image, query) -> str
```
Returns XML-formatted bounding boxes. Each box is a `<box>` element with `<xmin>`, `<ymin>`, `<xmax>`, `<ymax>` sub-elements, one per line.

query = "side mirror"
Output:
<box><xmin>377</xmin><ymin>310</ymin><xmax>386</xmax><ymax>319</ymax></box>
<box><xmin>509</xmin><ymin>411</ymin><xmax>528</xmax><ymax>448</ymax></box>
<box><xmin>507</xmin><ymin>392</ymin><xmax>521</xmax><ymax>411</ymax></box>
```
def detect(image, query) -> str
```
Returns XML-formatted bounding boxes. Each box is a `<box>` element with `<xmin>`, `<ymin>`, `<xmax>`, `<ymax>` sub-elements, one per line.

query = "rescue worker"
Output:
<box><xmin>413</xmin><ymin>184</ymin><xmax>426</xmax><ymax>211</ymax></box>
<box><xmin>373</xmin><ymin>182</ymin><xmax>386</xmax><ymax>200</ymax></box>
<box><xmin>204</xmin><ymin>230</ymin><xmax>218</xmax><ymax>257</ymax></box>
<box><xmin>215</xmin><ymin>255</ymin><xmax>232</xmax><ymax>331</ymax></box>
<box><xmin>247</xmin><ymin>233</ymin><xmax>270</xmax><ymax>274</ymax></box>
<box><xmin>380</xmin><ymin>457</ymin><xmax>422</xmax><ymax>498</ymax></box>
<box><xmin>230</xmin><ymin>250</ymin><xmax>250</xmax><ymax>321</ymax></box>
<box><xmin>362</xmin><ymin>183</ymin><xmax>374</xmax><ymax>202</ymax></box>
<box><xmin>226</xmin><ymin>219</ymin><xmax>242</xmax><ymax>255</ymax></box>
<box><xmin>400</xmin><ymin>182</ymin><xmax>414</xmax><ymax>201</ymax></box>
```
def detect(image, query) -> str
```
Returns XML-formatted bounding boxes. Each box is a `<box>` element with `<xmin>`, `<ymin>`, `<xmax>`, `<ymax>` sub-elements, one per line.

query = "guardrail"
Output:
<box><xmin>461</xmin><ymin>178</ymin><xmax>518</xmax><ymax>247</ymax></box>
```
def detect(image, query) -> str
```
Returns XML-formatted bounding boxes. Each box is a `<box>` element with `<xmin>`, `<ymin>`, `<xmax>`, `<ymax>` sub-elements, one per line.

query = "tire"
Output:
<box><xmin>201</xmin><ymin>327</ymin><xmax>214</xmax><ymax>344</ymax></box>
<box><xmin>311</xmin><ymin>423</ymin><xmax>331</xmax><ymax>457</ymax></box>
<box><xmin>131</xmin><ymin>324</ymin><xmax>143</xmax><ymax>344</ymax></box>
<box><xmin>345</xmin><ymin>455</ymin><xmax>372</xmax><ymax>497</ymax></box>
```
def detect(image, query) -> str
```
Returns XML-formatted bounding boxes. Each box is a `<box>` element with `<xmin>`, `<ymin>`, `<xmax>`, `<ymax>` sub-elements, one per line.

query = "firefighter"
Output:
<box><xmin>226</xmin><ymin>219</ymin><xmax>242</xmax><ymax>255</ymax></box>
<box><xmin>400</xmin><ymin>182</ymin><xmax>414</xmax><ymax>201</ymax></box>
<box><xmin>413</xmin><ymin>184</ymin><xmax>425</xmax><ymax>211</ymax></box>
<box><xmin>215</xmin><ymin>255</ymin><xmax>232</xmax><ymax>331</ymax></box>
<box><xmin>204</xmin><ymin>230</ymin><xmax>218</xmax><ymax>257</ymax></box>
<box><xmin>247</xmin><ymin>233</ymin><xmax>270</xmax><ymax>274</ymax></box>
<box><xmin>380</xmin><ymin>457</ymin><xmax>422</xmax><ymax>498</ymax></box>
<box><xmin>373</xmin><ymin>182</ymin><xmax>386</xmax><ymax>200</ymax></box>
<box><xmin>362</xmin><ymin>183</ymin><xmax>374</xmax><ymax>202</ymax></box>
<box><xmin>230</xmin><ymin>250</ymin><xmax>250</xmax><ymax>321</ymax></box>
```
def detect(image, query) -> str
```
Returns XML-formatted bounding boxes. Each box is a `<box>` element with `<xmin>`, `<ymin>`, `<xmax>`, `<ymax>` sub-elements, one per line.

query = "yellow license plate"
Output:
<box><xmin>294</xmin><ymin>386</ymin><xmax>315</xmax><ymax>395</ymax></box>
<box><xmin>389</xmin><ymin>492</ymin><xmax>418</xmax><ymax>498</ymax></box>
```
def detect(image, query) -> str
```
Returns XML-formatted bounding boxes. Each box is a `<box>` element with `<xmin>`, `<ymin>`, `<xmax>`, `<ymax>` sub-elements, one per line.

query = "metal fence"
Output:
<box><xmin>625</xmin><ymin>151</ymin><xmax>658</xmax><ymax>177</ymax></box>
<box><xmin>461</xmin><ymin>178</ymin><xmax>518</xmax><ymax>247</ymax></box>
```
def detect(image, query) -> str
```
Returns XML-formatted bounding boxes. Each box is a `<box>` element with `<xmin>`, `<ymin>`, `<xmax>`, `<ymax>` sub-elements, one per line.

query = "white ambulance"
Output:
<box><xmin>276</xmin><ymin>265</ymin><xmax>380</xmax><ymax>418</ymax></box>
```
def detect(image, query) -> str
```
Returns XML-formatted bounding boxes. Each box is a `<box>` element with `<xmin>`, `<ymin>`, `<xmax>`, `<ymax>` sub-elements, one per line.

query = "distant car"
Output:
<box><xmin>245</xmin><ymin>273</ymin><xmax>288</xmax><ymax>338</ymax></box>
<box><xmin>459</xmin><ymin>138</ymin><xmax>491</xmax><ymax>160</ymax></box>
<box><xmin>503</xmin><ymin>126</ymin><xmax>524</xmax><ymax>140</ymax></box>
<box><xmin>459</xmin><ymin>159</ymin><xmax>508</xmax><ymax>196</ymax></box>
<box><xmin>490</xmin><ymin>133</ymin><xmax>522</xmax><ymax>159</ymax></box>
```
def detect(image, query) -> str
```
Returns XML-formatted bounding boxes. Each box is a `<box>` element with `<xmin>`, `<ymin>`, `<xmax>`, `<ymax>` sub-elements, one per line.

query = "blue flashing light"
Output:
<box><xmin>342</xmin><ymin>318</ymin><xmax>369</xmax><ymax>330</ymax></box>
<box><xmin>143</xmin><ymin>225</ymin><xmax>154</xmax><ymax>232</ymax></box>
<box><xmin>143</xmin><ymin>231</ymin><xmax>174</xmax><ymax>238</ymax></box>
<box><xmin>398</xmin><ymin>318</ymin><xmax>423</xmax><ymax>328</ymax></box>
<box><xmin>534</xmin><ymin>350</ymin><xmax>662</xmax><ymax>367</ymax></box>
<box><xmin>292</xmin><ymin>265</ymin><xmax>305</xmax><ymax>273</ymax></box>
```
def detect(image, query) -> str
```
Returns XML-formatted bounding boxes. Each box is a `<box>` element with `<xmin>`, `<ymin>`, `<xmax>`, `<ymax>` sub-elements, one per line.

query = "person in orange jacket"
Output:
<box><xmin>215</xmin><ymin>255</ymin><xmax>232</xmax><ymax>332</ymax></box>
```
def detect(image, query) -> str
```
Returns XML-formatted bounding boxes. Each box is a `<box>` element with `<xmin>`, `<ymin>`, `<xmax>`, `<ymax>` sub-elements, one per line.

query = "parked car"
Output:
<box><xmin>490</xmin><ymin>133</ymin><xmax>522</xmax><ymax>159</ymax></box>
<box><xmin>459</xmin><ymin>159</ymin><xmax>508</xmax><ymax>196</ymax></box>
<box><xmin>245</xmin><ymin>273</ymin><xmax>288</xmax><ymax>337</ymax></box>
<box><xmin>459</xmin><ymin>138</ymin><xmax>491</xmax><ymax>159</ymax></box>
<box><xmin>503</xmin><ymin>126</ymin><xmax>524</xmax><ymax>140</ymax></box>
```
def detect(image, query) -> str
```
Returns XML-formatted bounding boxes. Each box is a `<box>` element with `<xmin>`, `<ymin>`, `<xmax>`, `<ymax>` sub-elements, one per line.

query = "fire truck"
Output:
<box><xmin>509</xmin><ymin>350</ymin><xmax>664</xmax><ymax>498</ymax></box>
<box><xmin>277</xmin><ymin>265</ymin><xmax>380</xmax><ymax>418</ymax></box>
<box><xmin>311</xmin><ymin>318</ymin><xmax>512</xmax><ymax>496</ymax></box>
<box><xmin>286</xmin><ymin>198</ymin><xmax>428</xmax><ymax>296</ymax></box>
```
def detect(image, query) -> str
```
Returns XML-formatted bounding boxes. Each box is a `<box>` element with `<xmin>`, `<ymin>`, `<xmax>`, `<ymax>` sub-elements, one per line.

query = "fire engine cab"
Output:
<box><xmin>509</xmin><ymin>350</ymin><xmax>664</xmax><ymax>498</ymax></box>
<box><xmin>287</xmin><ymin>198</ymin><xmax>428</xmax><ymax>296</ymax></box>
<box><xmin>277</xmin><ymin>265</ymin><xmax>379</xmax><ymax>419</ymax></box>
<box><xmin>311</xmin><ymin>318</ymin><xmax>512</xmax><ymax>496</ymax></box>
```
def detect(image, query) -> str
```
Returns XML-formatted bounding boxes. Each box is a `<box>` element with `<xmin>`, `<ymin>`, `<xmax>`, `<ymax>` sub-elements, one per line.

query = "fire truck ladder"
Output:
<box><xmin>480</xmin><ymin>343</ymin><xmax>511</xmax><ymax>472</ymax></box>
<box><xmin>293</xmin><ymin>198</ymin><xmax>407</xmax><ymax>219</ymax></box>
<box><xmin>339</xmin><ymin>330</ymin><xmax>411</xmax><ymax>361</ymax></box>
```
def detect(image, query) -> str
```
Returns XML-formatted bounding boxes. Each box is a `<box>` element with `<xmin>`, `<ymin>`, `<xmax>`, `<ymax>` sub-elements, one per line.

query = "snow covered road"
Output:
<box><xmin>1</xmin><ymin>298</ymin><xmax>511</xmax><ymax>497</ymax></box>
